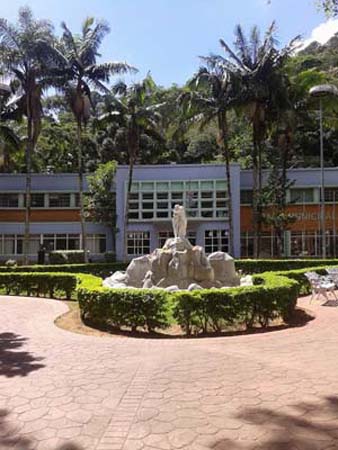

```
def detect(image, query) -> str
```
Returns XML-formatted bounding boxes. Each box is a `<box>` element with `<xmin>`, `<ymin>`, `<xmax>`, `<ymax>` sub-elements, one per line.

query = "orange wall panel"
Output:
<box><xmin>241</xmin><ymin>204</ymin><xmax>338</xmax><ymax>232</ymax></box>
<box><xmin>0</xmin><ymin>209</ymin><xmax>80</xmax><ymax>222</ymax></box>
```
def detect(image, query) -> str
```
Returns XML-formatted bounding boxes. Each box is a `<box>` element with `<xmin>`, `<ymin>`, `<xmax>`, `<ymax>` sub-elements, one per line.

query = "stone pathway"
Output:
<box><xmin>2</xmin><ymin>295</ymin><xmax>338</xmax><ymax>449</ymax></box>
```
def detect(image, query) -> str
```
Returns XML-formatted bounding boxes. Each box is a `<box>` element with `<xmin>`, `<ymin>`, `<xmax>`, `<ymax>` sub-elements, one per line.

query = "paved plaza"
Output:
<box><xmin>1</xmin><ymin>295</ymin><xmax>338</xmax><ymax>449</ymax></box>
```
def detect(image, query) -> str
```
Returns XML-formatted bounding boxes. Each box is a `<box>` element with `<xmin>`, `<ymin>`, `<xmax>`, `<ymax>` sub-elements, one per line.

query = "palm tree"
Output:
<box><xmin>96</xmin><ymin>75</ymin><xmax>163</xmax><ymax>260</ymax></box>
<box><xmin>218</xmin><ymin>23</ymin><xmax>299</xmax><ymax>256</ymax></box>
<box><xmin>0</xmin><ymin>7</ymin><xmax>55</xmax><ymax>263</ymax></box>
<box><xmin>48</xmin><ymin>17</ymin><xmax>135</xmax><ymax>262</ymax></box>
<box><xmin>179</xmin><ymin>64</ymin><xmax>240</xmax><ymax>255</ymax></box>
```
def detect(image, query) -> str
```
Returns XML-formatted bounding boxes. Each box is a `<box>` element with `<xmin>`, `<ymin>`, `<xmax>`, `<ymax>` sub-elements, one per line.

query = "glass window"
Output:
<box><xmin>204</xmin><ymin>230</ymin><xmax>229</xmax><ymax>254</ymax></box>
<box><xmin>216</xmin><ymin>191</ymin><xmax>227</xmax><ymax>199</ymax></box>
<box><xmin>201</xmin><ymin>192</ymin><xmax>213</xmax><ymax>199</ymax></box>
<box><xmin>290</xmin><ymin>189</ymin><xmax>314</xmax><ymax>204</ymax></box>
<box><xmin>290</xmin><ymin>231</ymin><xmax>320</xmax><ymax>257</ymax></box>
<box><xmin>68</xmin><ymin>234</ymin><xmax>80</xmax><ymax>250</ymax></box>
<box><xmin>142</xmin><ymin>193</ymin><xmax>153</xmax><ymax>200</ymax></box>
<box><xmin>0</xmin><ymin>193</ymin><xmax>19</xmax><ymax>207</ymax></box>
<box><xmin>3</xmin><ymin>235</ymin><xmax>15</xmax><ymax>254</ymax></box>
<box><xmin>215</xmin><ymin>180</ymin><xmax>227</xmax><ymax>190</ymax></box>
<box><xmin>240</xmin><ymin>190</ymin><xmax>253</xmax><ymax>205</ymax></box>
<box><xmin>141</xmin><ymin>182</ymin><xmax>154</xmax><ymax>191</ymax></box>
<box><xmin>156</xmin><ymin>211</ymin><xmax>169</xmax><ymax>218</ymax></box>
<box><xmin>31</xmin><ymin>194</ymin><xmax>45</xmax><ymax>208</ymax></box>
<box><xmin>127</xmin><ymin>231</ymin><xmax>150</xmax><ymax>255</ymax></box>
<box><xmin>157</xmin><ymin>182</ymin><xmax>169</xmax><ymax>191</ymax></box>
<box><xmin>201</xmin><ymin>180</ymin><xmax>213</xmax><ymax>190</ymax></box>
<box><xmin>172</xmin><ymin>192</ymin><xmax>183</xmax><ymax>200</ymax></box>
<box><xmin>171</xmin><ymin>181</ymin><xmax>184</xmax><ymax>190</ymax></box>
<box><xmin>87</xmin><ymin>234</ymin><xmax>106</xmax><ymax>253</ymax></box>
<box><xmin>49</xmin><ymin>193</ymin><xmax>71</xmax><ymax>208</ymax></box>
<box><xmin>324</xmin><ymin>188</ymin><xmax>338</xmax><ymax>202</ymax></box>
<box><xmin>157</xmin><ymin>192</ymin><xmax>168</xmax><ymax>200</ymax></box>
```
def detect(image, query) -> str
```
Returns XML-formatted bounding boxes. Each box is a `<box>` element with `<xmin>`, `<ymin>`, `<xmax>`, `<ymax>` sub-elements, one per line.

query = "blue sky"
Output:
<box><xmin>2</xmin><ymin>0</ymin><xmax>331</xmax><ymax>86</ymax></box>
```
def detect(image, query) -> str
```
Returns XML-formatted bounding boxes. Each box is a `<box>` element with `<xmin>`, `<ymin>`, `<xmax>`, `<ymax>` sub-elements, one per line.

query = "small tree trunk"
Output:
<box><xmin>77</xmin><ymin>124</ymin><xmax>88</xmax><ymax>263</ymax></box>
<box><xmin>24</xmin><ymin>117</ymin><xmax>33</xmax><ymax>265</ymax></box>
<box><xmin>124</xmin><ymin>151</ymin><xmax>135</xmax><ymax>261</ymax></box>
<box><xmin>252</xmin><ymin>125</ymin><xmax>260</xmax><ymax>259</ymax></box>
<box><xmin>218</xmin><ymin>112</ymin><xmax>234</xmax><ymax>255</ymax></box>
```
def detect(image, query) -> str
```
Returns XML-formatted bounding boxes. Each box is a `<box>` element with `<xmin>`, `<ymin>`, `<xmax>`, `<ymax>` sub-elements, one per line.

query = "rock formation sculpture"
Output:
<box><xmin>104</xmin><ymin>205</ymin><xmax>241</xmax><ymax>290</ymax></box>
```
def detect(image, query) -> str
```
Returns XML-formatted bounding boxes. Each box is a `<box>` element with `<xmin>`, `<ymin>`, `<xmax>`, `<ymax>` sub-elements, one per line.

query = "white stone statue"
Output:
<box><xmin>172</xmin><ymin>204</ymin><xmax>187</xmax><ymax>239</ymax></box>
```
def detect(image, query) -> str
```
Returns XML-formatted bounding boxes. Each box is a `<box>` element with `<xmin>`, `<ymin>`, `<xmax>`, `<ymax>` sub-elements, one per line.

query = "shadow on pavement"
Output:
<box><xmin>0</xmin><ymin>332</ymin><xmax>45</xmax><ymax>377</ymax></box>
<box><xmin>211</xmin><ymin>395</ymin><xmax>338</xmax><ymax>449</ymax></box>
<box><xmin>0</xmin><ymin>409</ymin><xmax>83</xmax><ymax>449</ymax></box>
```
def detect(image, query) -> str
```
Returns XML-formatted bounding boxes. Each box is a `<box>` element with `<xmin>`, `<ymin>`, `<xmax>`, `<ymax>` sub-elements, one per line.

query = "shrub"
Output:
<box><xmin>78</xmin><ymin>271</ymin><xmax>299</xmax><ymax>335</ymax></box>
<box><xmin>236</xmin><ymin>259</ymin><xmax>338</xmax><ymax>274</ymax></box>
<box><xmin>171</xmin><ymin>273</ymin><xmax>299</xmax><ymax>335</ymax></box>
<box><xmin>0</xmin><ymin>272</ymin><xmax>78</xmax><ymax>299</ymax></box>
<box><xmin>49</xmin><ymin>250</ymin><xmax>87</xmax><ymax>264</ymax></box>
<box><xmin>0</xmin><ymin>262</ymin><xmax>127</xmax><ymax>278</ymax></box>
<box><xmin>78</xmin><ymin>286</ymin><xmax>171</xmax><ymax>332</ymax></box>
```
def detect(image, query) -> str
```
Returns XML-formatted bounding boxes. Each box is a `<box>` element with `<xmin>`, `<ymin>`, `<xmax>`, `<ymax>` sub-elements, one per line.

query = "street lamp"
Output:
<box><xmin>309</xmin><ymin>84</ymin><xmax>338</xmax><ymax>259</ymax></box>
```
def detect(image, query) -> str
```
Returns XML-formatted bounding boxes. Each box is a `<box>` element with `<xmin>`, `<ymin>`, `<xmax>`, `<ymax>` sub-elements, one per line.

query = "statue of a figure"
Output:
<box><xmin>172</xmin><ymin>204</ymin><xmax>187</xmax><ymax>239</ymax></box>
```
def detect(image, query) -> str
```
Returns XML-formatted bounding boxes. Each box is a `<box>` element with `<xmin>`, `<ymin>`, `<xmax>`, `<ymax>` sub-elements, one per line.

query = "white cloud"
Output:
<box><xmin>299</xmin><ymin>19</ymin><xmax>338</xmax><ymax>51</ymax></box>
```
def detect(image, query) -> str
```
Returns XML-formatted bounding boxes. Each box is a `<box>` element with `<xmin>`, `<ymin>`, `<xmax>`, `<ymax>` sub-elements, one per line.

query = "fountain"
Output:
<box><xmin>103</xmin><ymin>204</ymin><xmax>241</xmax><ymax>291</ymax></box>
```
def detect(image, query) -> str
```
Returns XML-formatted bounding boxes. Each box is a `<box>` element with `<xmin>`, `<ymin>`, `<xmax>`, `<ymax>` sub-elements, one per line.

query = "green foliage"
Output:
<box><xmin>49</xmin><ymin>250</ymin><xmax>86</xmax><ymax>264</ymax></box>
<box><xmin>85</xmin><ymin>161</ymin><xmax>116</xmax><ymax>227</ymax></box>
<box><xmin>0</xmin><ymin>272</ymin><xmax>77</xmax><ymax>298</ymax></box>
<box><xmin>78</xmin><ymin>287</ymin><xmax>171</xmax><ymax>332</ymax></box>
<box><xmin>0</xmin><ymin>262</ymin><xmax>126</xmax><ymax>278</ymax></box>
<box><xmin>77</xmin><ymin>270</ymin><xmax>300</xmax><ymax>335</ymax></box>
<box><xmin>235</xmin><ymin>259</ymin><xmax>338</xmax><ymax>274</ymax></box>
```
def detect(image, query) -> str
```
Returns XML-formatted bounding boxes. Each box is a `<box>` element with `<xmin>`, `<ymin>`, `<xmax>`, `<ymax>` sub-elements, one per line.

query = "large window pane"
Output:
<box><xmin>0</xmin><ymin>193</ymin><xmax>19</xmax><ymax>207</ymax></box>
<box><xmin>49</xmin><ymin>193</ymin><xmax>71</xmax><ymax>208</ymax></box>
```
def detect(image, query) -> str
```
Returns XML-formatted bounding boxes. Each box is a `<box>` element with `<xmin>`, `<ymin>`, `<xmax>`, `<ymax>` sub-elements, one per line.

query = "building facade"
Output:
<box><xmin>241</xmin><ymin>168</ymin><xmax>338</xmax><ymax>258</ymax></box>
<box><xmin>115</xmin><ymin>164</ymin><xmax>241</xmax><ymax>260</ymax></box>
<box><xmin>1</xmin><ymin>165</ymin><xmax>338</xmax><ymax>262</ymax></box>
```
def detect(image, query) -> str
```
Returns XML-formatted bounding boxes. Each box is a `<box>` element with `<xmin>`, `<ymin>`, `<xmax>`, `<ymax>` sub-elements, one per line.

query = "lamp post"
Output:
<box><xmin>309</xmin><ymin>84</ymin><xmax>338</xmax><ymax>259</ymax></box>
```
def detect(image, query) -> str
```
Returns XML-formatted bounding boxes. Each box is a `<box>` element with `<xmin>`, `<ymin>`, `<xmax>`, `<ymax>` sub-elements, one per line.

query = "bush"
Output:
<box><xmin>78</xmin><ymin>286</ymin><xmax>171</xmax><ymax>332</ymax></box>
<box><xmin>236</xmin><ymin>259</ymin><xmax>338</xmax><ymax>274</ymax></box>
<box><xmin>171</xmin><ymin>273</ymin><xmax>299</xmax><ymax>335</ymax></box>
<box><xmin>49</xmin><ymin>250</ymin><xmax>86</xmax><ymax>264</ymax></box>
<box><xmin>0</xmin><ymin>262</ymin><xmax>127</xmax><ymax>278</ymax></box>
<box><xmin>78</xmin><ymin>271</ymin><xmax>299</xmax><ymax>335</ymax></box>
<box><xmin>0</xmin><ymin>272</ymin><xmax>78</xmax><ymax>299</ymax></box>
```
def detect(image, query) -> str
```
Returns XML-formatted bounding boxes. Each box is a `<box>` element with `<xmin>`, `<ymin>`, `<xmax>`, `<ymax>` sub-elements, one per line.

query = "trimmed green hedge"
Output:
<box><xmin>1</xmin><ymin>259</ymin><xmax>338</xmax><ymax>278</ymax></box>
<box><xmin>77</xmin><ymin>271</ymin><xmax>300</xmax><ymax>335</ymax></box>
<box><xmin>0</xmin><ymin>262</ymin><xmax>126</xmax><ymax>278</ymax></box>
<box><xmin>0</xmin><ymin>272</ymin><xmax>78</xmax><ymax>299</ymax></box>
<box><xmin>2</xmin><ymin>262</ymin><xmax>335</xmax><ymax>335</ymax></box>
<box><xmin>236</xmin><ymin>259</ymin><xmax>338</xmax><ymax>274</ymax></box>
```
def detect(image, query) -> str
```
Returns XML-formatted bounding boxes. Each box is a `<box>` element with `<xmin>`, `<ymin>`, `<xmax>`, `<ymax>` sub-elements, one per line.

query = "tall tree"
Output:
<box><xmin>0</xmin><ymin>7</ymin><xmax>55</xmax><ymax>262</ymax></box>
<box><xmin>96</xmin><ymin>76</ymin><xmax>163</xmax><ymax>260</ymax></box>
<box><xmin>179</xmin><ymin>63</ymin><xmax>240</xmax><ymax>255</ymax></box>
<box><xmin>51</xmin><ymin>17</ymin><xmax>135</xmax><ymax>261</ymax></box>
<box><xmin>219</xmin><ymin>22</ymin><xmax>299</xmax><ymax>256</ymax></box>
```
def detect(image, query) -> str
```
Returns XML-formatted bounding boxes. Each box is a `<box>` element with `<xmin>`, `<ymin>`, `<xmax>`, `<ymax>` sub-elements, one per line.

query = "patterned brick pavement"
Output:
<box><xmin>2</xmin><ymin>295</ymin><xmax>338</xmax><ymax>449</ymax></box>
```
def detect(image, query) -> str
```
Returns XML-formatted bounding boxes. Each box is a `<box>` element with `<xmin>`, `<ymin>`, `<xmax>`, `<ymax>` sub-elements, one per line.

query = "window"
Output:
<box><xmin>0</xmin><ymin>193</ymin><xmax>19</xmax><ymax>207</ymax></box>
<box><xmin>290</xmin><ymin>231</ymin><xmax>320</xmax><ymax>257</ymax></box>
<box><xmin>49</xmin><ymin>193</ymin><xmax>71</xmax><ymax>208</ymax></box>
<box><xmin>204</xmin><ymin>230</ymin><xmax>229</xmax><ymax>254</ymax></box>
<box><xmin>87</xmin><ymin>234</ymin><xmax>106</xmax><ymax>253</ymax></box>
<box><xmin>324</xmin><ymin>188</ymin><xmax>338</xmax><ymax>202</ymax></box>
<box><xmin>127</xmin><ymin>179</ymin><xmax>228</xmax><ymax>221</ymax></box>
<box><xmin>127</xmin><ymin>231</ymin><xmax>150</xmax><ymax>255</ymax></box>
<box><xmin>290</xmin><ymin>189</ymin><xmax>314</xmax><ymax>204</ymax></box>
<box><xmin>31</xmin><ymin>194</ymin><xmax>45</xmax><ymax>207</ymax></box>
<box><xmin>240</xmin><ymin>190</ymin><xmax>253</xmax><ymax>205</ymax></box>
